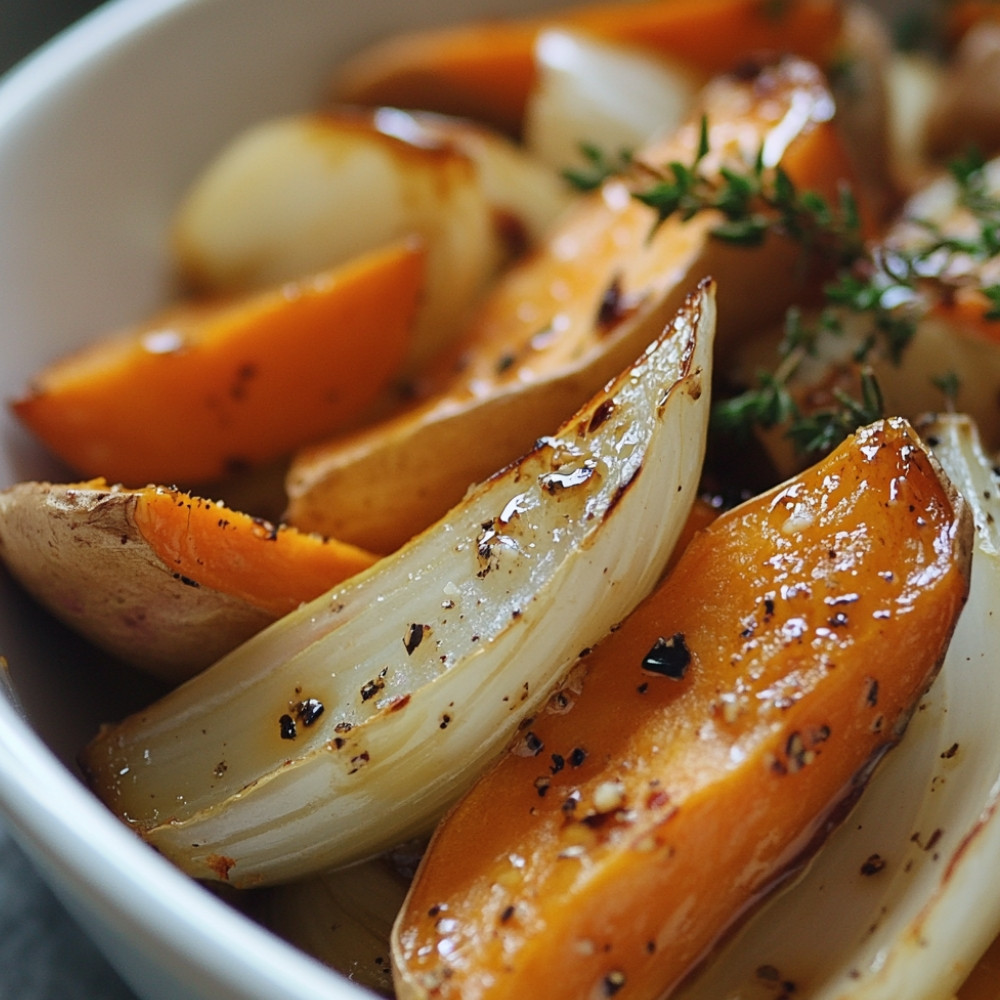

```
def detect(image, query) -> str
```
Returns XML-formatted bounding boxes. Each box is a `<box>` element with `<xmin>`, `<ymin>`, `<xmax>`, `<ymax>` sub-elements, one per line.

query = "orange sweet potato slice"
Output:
<box><xmin>333</xmin><ymin>0</ymin><xmax>844</xmax><ymax>135</ymax></box>
<box><xmin>0</xmin><ymin>478</ymin><xmax>377</xmax><ymax>682</ymax></box>
<box><xmin>11</xmin><ymin>239</ymin><xmax>425</xmax><ymax>486</ymax></box>
<box><xmin>287</xmin><ymin>56</ymin><xmax>872</xmax><ymax>553</ymax></box>
<box><xmin>391</xmin><ymin>417</ymin><xmax>972</xmax><ymax>1000</ymax></box>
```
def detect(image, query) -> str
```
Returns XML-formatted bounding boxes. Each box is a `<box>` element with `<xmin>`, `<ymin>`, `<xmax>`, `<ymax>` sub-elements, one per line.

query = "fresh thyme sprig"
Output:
<box><xmin>629</xmin><ymin>124</ymin><xmax>1000</xmax><ymax>459</ymax></box>
<box><xmin>563</xmin><ymin>143</ymin><xmax>634</xmax><ymax>192</ymax></box>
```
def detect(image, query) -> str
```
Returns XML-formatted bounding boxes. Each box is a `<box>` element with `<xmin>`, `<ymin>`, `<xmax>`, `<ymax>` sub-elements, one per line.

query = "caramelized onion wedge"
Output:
<box><xmin>80</xmin><ymin>282</ymin><xmax>715</xmax><ymax>887</ymax></box>
<box><xmin>392</xmin><ymin>417</ymin><xmax>972</xmax><ymax>1000</ymax></box>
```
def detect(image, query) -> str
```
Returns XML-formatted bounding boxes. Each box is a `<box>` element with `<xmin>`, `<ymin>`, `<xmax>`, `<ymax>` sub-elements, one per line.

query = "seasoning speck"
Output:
<box><xmin>861</xmin><ymin>853</ymin><xmax>886</xmax><ymax>876</ymax></box>
<box><xmin>294</xmin><ymin>698</ymin><xmax>324</xmax><ymax>727</ymax></box>
<box><xmin>642</xmin><ymin>633</ymin><xmax>691</xmax><ymax>680</ymax></box>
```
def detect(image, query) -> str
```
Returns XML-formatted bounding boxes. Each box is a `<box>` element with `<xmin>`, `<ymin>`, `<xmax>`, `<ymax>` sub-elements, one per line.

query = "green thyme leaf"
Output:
<box><xmin>562</xmin><ymin>143</ymin><xmax>633</xmax><ymax>192</ymax></box>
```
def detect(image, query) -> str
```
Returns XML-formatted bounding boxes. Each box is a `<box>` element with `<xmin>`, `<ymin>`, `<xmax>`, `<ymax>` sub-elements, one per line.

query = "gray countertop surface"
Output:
<box><xmin>0</xmin><ymin>7</ymin><xmax>136</xmax><ymax>999</ymax></box>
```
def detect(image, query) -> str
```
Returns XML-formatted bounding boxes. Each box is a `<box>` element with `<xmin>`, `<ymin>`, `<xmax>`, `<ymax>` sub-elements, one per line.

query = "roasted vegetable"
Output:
<box><xmin>0</xmin><ymin>479</ymin><xmax>377</xmax><ymax>682</ymax></box>
<box><xmin>80</xmin><ymin>281</ymin><xmax>715</xmax><ymax>887</ymax></box>
<box><xmin>286</xmin><ymin>55</ymin><xmax>868</xmax><ymax>553</ymax></box>
<box><xmin>11</xmin><ymin>240</ymin><xmax>425</xmax><ymax>486</ymax></box>
<box><xmin>171</xmin><ymin>109</ymin><xmax>573</xmax><ymax>371</ymax></box>
<box><xmin>332</xmin><ymin>0</ymin><xmax>844</xmax><ymax>135</ymax></box>
<box><xmin>391</xmin><ymin>417</ymin><xmax>972</xmax><ymax>1000</ymax></box>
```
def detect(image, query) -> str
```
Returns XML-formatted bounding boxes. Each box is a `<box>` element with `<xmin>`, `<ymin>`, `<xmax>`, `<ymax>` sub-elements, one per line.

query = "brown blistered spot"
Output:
<box><xmin>389</xmin><ymin>694</ymin><xmax>412</xmax><ymax>713</ymax></box>
<box><xmin>206</xmin><ymin>854</ymin><xmax>236</xmax><ymax>881</ymax></box>
<box><xmin>940</xmin><ymin>742</ymin><xmax>960</xmax><ymax>760</ymax></box>
<box><xmin>229</xmin><ymin>361</ymin><xmax>258</xmax><ymax>401</ymax></box>
<box><xmin>596</xmin><ymin>275</ymin><xmax>627</xmax><ymax>332</ymax></box>
<box><xmin>861</xmin><ymin>853</ymin><xmax>887</xmax><ymax>876</ymax></box>
<box><xmin>865</xmin><ymin>677</ymin><xmax>880</xmax><ymax>707</ymax></box>
<box><xmin>587</xmin><ymin>399</ymin><xmax>616</xmax><ymax>435</ymax></box>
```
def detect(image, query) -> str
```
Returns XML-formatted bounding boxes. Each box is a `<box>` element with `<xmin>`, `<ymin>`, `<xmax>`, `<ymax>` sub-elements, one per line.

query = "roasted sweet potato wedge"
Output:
<box><xmin>0</xmin><ymin>479</ymin><xmax>377</xmax><ymax>682</ymax></box>
<box><xmin>11</xmin><ymin>239</ymin><xmax>425</xmax><ymax>486</ymax></box>
<box><xmin>332</xmin><ymin>0</ymin><xmax>844</xmax><ymax>135</ymax></box>
<box><xmin>286</xmin><ymin>56</ymin><xmax>869</xmax><ymax>553</ymax></box>
<box><xmin>391</xmin><ymin>417</ymin><xmax>972</xmax><ymax>1000</ymax></box>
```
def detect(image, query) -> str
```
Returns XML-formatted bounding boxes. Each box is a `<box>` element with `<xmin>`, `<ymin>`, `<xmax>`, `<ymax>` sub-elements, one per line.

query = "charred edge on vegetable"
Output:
<box><xmin>642</xmin><ymin>634</ymin><xmax>691</xmax><ymax>680</ymax></box>
<box><xmin>603</xmin><ymin>466</ymin><xmax>641</xmax><ymax>521</ymax></box>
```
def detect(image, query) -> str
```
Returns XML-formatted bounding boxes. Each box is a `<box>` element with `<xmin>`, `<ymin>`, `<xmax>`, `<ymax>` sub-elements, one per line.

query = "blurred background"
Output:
<box><xmin>1</xmin><ymin>0</ymin><xmax>104</xmax><ymax>75</ymax></box>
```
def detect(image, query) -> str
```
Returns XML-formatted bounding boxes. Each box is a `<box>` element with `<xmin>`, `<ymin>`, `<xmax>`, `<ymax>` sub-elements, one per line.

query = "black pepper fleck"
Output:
<box><xmin>279</xmin><ymin>714</ymin><xmax>297</xmax><ymax>740</ymax></box>
<box><xmin>861</xmin><ymin>853</ymin><xmax>886</xmax><ymax>876</ymax></box>
<box><xmin>294</xmin><ymin>698</ymin><xmax>324</xmax><ymax>727</ymax></box>
<box><xmin>404</xmin><ymin>623</ymin><xmax>428</xmax><ymax>655</ymax></box>
<box><xmin>642</xmin><ymin>633</ymin><xmax>691</xmax><ymax>680</ymax></box>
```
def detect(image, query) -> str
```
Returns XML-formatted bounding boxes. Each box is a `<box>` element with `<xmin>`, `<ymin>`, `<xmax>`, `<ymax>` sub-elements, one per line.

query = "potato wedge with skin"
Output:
<box><xmin>391</xmin><ymin>417</ymin><xmax>972</xmax><ymax>1000</ymax></box>
<box><xmin>0</xmin><ymin>479</ymin><xmax>377</xmax><ymax>682</ymax></box>
<box><xmin>286</xmin><ymin>56</ymin><xmax>870</xmax><ymax>553</ymax></box>
<box><xmin>11</xmin><ymin>240</ymin><xmax>425</xmax><ymax>486</ymax></box>
<box><xmin>172</xmin><ymin>109</ymin><xmax>569</xmax><ymax>371</ymax></box>
<box><xmin>331</xmin><ymin>0</ymin><xmax>844</xmax><ymax>136</ymax></box>
<box><xmin>80</xmin><ymin>282</ymin><xmax>715</xmax><ymax>887</ymax></box>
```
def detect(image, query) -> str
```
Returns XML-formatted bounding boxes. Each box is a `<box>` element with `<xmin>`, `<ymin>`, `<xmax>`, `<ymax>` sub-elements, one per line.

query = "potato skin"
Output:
<box><xmin>392</xmin><ymin>418</ymin><xmax>972</xmax><ymax>1000</ymax></box>
<box><xmin>0</xmin><ymin>480</ymin><xmax>376</xmax><ymax>682</ymax></box>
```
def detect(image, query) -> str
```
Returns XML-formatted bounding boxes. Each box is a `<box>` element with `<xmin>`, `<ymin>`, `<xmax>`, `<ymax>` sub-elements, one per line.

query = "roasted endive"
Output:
<box><xmin>392</xmin><ymin>417</ymin><xmax>972</xmax><ymax>1000</ymax></box>
<box><xmin>81</xmin><ymin>281</ymin><xmax>715</xmax><ymax>887</ymax></box>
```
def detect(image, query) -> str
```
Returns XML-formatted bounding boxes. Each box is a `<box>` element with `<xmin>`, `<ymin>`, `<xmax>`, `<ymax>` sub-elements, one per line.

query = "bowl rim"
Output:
<box><xmin>0</xmin><ymin>2</ymin><xmax>371</xmax><ymax>996</ymax></box>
